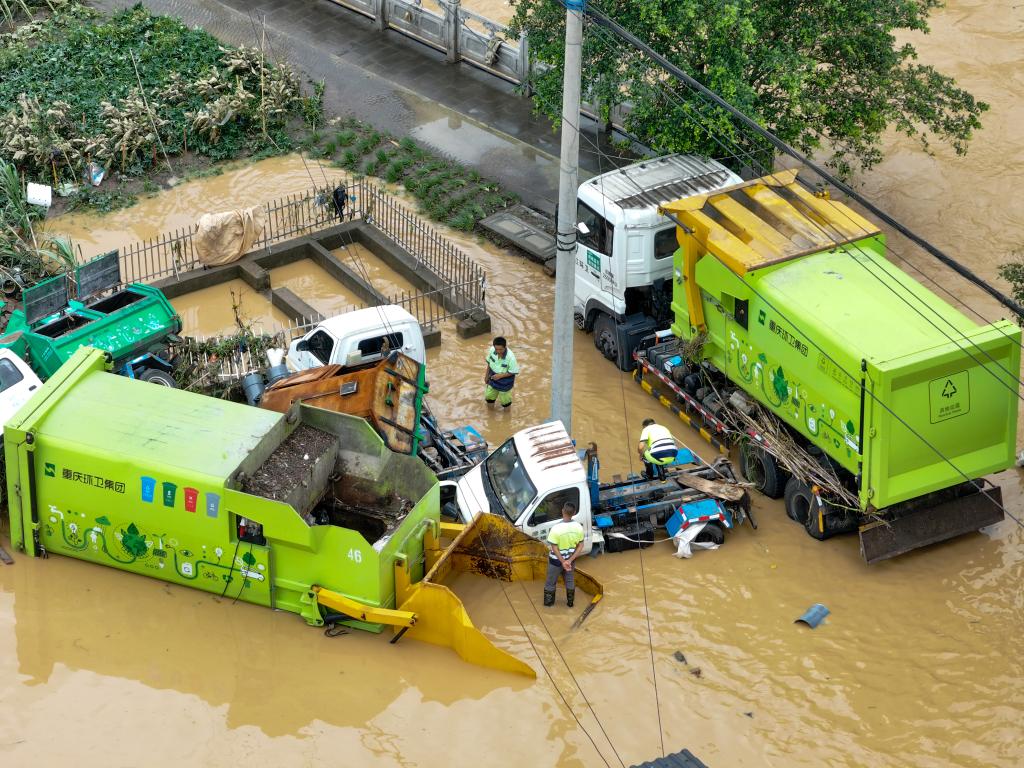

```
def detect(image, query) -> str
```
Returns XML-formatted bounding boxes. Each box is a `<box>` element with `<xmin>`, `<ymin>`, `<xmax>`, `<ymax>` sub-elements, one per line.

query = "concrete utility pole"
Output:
<box><xmin>550</xmin><ymin>1</ymin><xmax>583</xmax><ymax>433</ymax></box>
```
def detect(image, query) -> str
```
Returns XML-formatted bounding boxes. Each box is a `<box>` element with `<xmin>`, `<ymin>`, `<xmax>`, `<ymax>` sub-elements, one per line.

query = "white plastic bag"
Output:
<box><xmin>672</xmin><ymin>521</ymin><xmax>720</xmax><ymax>559</ymax></box>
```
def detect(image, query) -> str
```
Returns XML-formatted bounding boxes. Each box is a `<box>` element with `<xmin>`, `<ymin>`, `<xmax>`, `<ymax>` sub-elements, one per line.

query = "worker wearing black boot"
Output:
<box><xmin>543</xmin><ymin>503</ymin><xmax>584</xmax><ymax>607</ymax></box>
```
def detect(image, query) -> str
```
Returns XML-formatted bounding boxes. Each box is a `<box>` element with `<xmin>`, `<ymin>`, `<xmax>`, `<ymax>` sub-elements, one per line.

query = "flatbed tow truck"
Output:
<box><xmin>448</xmin><ymin>421</ymin><xmax>752</xmax><ymax>554</ymax></box>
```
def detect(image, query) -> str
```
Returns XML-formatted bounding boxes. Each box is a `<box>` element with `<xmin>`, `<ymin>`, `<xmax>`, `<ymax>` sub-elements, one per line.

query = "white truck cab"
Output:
<box><xmin>448</xmin><ymin>421</ymin><xmax>600</xmax><ymax>555</ymax></box>
<box><xmin>286</xmin><ymin>305</ymin><xmax>426</xmax><ymax>372</ymax></box>
<box><xmin>0</xmin><ymin>348</ymin><xmax>43</xmax><ymax>428</ymax></box>
<box><xmin>574</xmin><ymin>154</ymin><xmax>742</xmax><ymax>370</ymax></box>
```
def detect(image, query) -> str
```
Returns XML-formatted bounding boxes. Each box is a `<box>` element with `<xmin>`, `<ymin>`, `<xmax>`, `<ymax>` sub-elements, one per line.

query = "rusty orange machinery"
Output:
<box><xmin>261</xmin><ymin>352</ymin><xmax>427</xmax><ymax>455</ymax></box>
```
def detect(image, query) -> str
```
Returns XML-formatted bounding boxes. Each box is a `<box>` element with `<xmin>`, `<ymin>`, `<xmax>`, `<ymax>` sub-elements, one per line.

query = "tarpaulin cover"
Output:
<box><xmin>194</xmin><ymin>205</ymin><xmax>267</xmax><ymax>266</ymax></box>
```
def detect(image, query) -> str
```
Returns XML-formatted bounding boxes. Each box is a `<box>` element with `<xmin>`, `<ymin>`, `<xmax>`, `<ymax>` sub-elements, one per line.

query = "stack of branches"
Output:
<box><xmin>732</xmin><ymin>398</ymin><xmax>859</xmax><ymax>507</ymax></box>
<box><xmin>701</xmin><ymin>372</ymin><xmax>858</xmax><ymax>506</ymax></box>
<box><xmin>172</xmin><ymin>291</ymin><xmax>288</xmax><ymax>398</ymax></box>
<box><xmin>0</xmin><ymin>0</ymin><xmax>64</xmax><ymax>30</ymax></box>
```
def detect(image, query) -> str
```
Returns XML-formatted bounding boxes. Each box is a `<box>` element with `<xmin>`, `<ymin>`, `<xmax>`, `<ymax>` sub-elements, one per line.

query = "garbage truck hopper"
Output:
<box><xmin>4</xmin><ymin>348</ymin><xmax>601</xmax><ymax>675</ymax></box>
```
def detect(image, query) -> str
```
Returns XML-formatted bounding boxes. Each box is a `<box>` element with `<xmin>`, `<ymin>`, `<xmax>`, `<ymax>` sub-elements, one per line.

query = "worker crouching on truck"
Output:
<box><xmin>544</xmin><ymin>503</ymin><xmax>584</xmax><ymax>608</ymax></box>
<box><xmin>483</xmin><ymin>336</ymin><xmax>520</xmax><ymax>408</ymax></box>
<box><xmin>638</xmin><ymin>418</ymin><xmax>678</xmax><ymax>481</ymax></box>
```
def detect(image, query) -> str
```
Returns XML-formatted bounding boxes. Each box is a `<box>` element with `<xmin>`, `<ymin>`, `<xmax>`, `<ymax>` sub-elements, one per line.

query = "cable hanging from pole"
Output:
<box><xmin>581</xmin><ymin>2</ymin><xmax>1024</xmax><ymax>321</ymax></box>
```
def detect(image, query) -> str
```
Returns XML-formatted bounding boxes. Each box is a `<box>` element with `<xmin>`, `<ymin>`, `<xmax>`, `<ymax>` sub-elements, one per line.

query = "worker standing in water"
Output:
<box><xmin>544</xmin><ymin>502</ymin><xmax>584</xmax><ymax>607</ymax></box>
<box><xmin>483</xmin><ymin>336</ymin><xmax>519</xmax><ymax>408</ymax></box>
<box><xmin>638</xmin><ymin>418</ymin><xmax>678</xmax><ymax>480</ymax></box>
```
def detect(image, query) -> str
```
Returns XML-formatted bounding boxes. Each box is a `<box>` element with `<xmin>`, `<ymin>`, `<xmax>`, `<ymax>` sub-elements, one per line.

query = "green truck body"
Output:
<box><xmin>1</xmin><ymin>283</ymin><xmax>181</xmax><ymax>380</ymax></box>
<box><xmin>5</xmin><ymin>348</ymin><xmax>436</xmax><ymax>623</ymax></box>
<box><xmin>654</xmin><ymin>170</ymin><xmax>1019</xmax><ymax>559</ymax></box>
<box><xmin>672</xmin><ymin>235</ymin><xmax>1020</xmax><ymax>510</ymax></box>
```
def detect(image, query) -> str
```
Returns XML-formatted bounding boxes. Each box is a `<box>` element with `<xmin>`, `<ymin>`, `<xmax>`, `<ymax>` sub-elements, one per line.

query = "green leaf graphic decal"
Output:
<box><xmin>120</xmin><ymin>523</ymin><xmax>148</xmax><ymax>558</ymax></box>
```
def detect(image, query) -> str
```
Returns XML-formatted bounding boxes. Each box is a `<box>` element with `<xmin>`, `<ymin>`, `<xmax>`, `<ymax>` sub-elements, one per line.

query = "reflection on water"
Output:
<box><xmin>172</xmin><ymin>278</ymin><xmax>291</xmax><ymax>337</ymax></box>
<box><xmin>4</xmin><ymin>2</ymin><xmax>1024</xmax><ymax>764</ymax></box>
<box><xmin>270</xmin><ymin>259</ymin><xmax>363</xmax><ymax>318</ymax></box>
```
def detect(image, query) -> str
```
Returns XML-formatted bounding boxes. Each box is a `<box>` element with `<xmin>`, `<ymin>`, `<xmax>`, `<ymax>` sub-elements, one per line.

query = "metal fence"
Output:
<box><xmin>90</xmin><ymin>174</ymin><xmax>487</xmax><ymax>330</ymax></box>
<box><xmin>328</xmin><ymin>0</ymin><xmax>530</xmax><ymax>84</ymax></box>
<box><xmin>322</xmin><ymin>0</ymin><xmax>633</xmax><ymax>131</ymax></box>
<box><xmin>182</xmin><ymin>279</ymin><xmax>478</xmax><ymax>383</ymax></box>
<box><xmin>361</xmin><ymin>185</ymin><xmax>486</xmax><ymax>308</ymax></box>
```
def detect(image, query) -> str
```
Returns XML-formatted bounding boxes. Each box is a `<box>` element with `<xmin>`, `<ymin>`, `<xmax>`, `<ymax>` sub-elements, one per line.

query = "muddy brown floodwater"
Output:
<box><xmin>2</xmin><ymin>3</ymin><xmax>1023</xmax><ymax>765</ymax></box>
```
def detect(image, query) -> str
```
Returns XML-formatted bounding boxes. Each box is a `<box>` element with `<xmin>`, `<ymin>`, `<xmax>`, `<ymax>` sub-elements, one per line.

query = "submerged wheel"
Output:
<box><xmin>139</xmin><ymin>367</ymin><xmax>177</xmax><ymax>388</ymax></box>
<box><xmin>784</xmin><ymin>475</ymin><xmax>814</xmax><ymax>525</ymax></box>
<box><xmin>739</xmin><ymin>442</ymin><xmax>785</xmax><ymax>498</ymax></box>
<box><xmin>694</xmin><ymin>521</ymin><xmax>725</xmax><ymax>546</ymax></box>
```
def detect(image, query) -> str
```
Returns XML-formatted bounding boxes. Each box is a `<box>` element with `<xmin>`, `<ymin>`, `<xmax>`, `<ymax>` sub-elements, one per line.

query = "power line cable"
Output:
<box><xmin>577</xmin><ymin>5</ymin><xmax>1024</xmax><ymax>401</ymax></box>
<box><xmin>456</xmin><ymin>469</ymin><xmax>625</xmax><ymax>768</ymax></box>
<box><xmin>585</xmin><ymin>106</ymin><xmax>667</xmax><ymax>758</ymax></box>
<box><xmin>575</xmin><ymin>0</ymin><xmax>1024</xmax><ymax>373</ymax></box>
<box><xmin>539</xmin><ymin>9</ymin><xmax>1024</xmax><ymax>530</ymax></box>
<box><xmin>581</xmin><ymin>2</ymin><xmax>1024</xmax><ymax>321</ymax></box>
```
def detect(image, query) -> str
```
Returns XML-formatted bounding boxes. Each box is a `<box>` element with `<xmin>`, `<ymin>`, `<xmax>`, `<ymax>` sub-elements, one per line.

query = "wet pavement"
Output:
<box><xmin>88</xmin><ymin>0</ymin><xmax>615</xmax><ymax>212</ymax></box>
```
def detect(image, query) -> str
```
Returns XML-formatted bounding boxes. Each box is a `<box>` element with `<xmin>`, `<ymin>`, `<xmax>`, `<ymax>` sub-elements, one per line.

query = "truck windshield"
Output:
<box><xmin>482</xmin><ymin>438</ymin><xmax>536</xmax><ymax>523</ymax></box>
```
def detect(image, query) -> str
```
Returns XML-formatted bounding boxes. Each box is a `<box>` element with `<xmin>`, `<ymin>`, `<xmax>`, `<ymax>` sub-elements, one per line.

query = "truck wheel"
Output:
<box><xmin>593</xmin><ymin>313</ymin><xmax>625</xmax><ymax>369</ymax></box>
<box><xmin>784</xmin><ymin>476</ymin><xmax>814</xmax><ymax>526</ymax></box>
<box><xmin>694</xmin><ymin>521</ymin><xmax>725</xmax><ymax>546</ymax></box>
<box><xmin>740</xmin><ymin>443</ymin><xmax>784</xmax><ymax>498</ymax></box>
<box><xmin>139</xmin><ymin>368</ymin><xmax>177</xmax><ymax>388</ymax></box>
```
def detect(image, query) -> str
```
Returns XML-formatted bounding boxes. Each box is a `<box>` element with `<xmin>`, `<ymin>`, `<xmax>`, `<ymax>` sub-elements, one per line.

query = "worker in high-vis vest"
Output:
<box><xmin>637</xmin><ymin>418</ymin><xmax>678</xmax><ymax>480</ymax></box>
<box><xmin>544</xmin><ymin>502</ymin><xmax>585</xmax><ymax>607</ymax></box>
<box><xmin>483</xmin><ymin>336</ymin><xmax>520</xmax><ymax>408</ymax></box>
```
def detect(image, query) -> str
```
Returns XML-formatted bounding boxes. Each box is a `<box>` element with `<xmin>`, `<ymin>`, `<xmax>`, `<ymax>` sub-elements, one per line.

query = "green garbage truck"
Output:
<box><xmin>4</xmin><ymin>347</ymin><xmax>595</xmax><ymax>675</ymax></box>
<box><xmin>626</xmin><ymin>168</ymin><xmax>1019</xmax><ymax>562</ymax></box>
<box><xmin>0</xmin><ymin>252</ymin><xmax>181</xmax><ymax>385</ymax></box>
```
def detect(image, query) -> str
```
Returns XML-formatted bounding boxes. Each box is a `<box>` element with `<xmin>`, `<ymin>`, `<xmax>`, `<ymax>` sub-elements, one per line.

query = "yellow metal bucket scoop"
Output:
<box><xmin>396</xmin><ymin>514</ymin><xmax>604</xmax><ymax>677</ymax></box>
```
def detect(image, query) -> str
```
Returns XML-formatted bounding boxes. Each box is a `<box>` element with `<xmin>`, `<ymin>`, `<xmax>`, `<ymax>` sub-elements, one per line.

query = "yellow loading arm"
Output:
<box><xmin>394</xmin><ymin>515</ymin><xmax>604</xmax><ymax>678</ymax></box>
<box><xmin>312</xmin><ymin>586</ymin><xmax>418</xmax><ymax>630</ymax></box>
<box><xmin>659</xmin><ymin>169</ymin><xmax>881</xmax><ymax>332</ymax></box>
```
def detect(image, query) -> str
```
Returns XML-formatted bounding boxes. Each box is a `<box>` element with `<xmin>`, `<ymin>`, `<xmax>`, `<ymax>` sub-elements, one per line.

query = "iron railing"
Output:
<box><xmin>80</xmin><ymin>175</ymin><xmax>486</xmax><ymax>331</ymax></box>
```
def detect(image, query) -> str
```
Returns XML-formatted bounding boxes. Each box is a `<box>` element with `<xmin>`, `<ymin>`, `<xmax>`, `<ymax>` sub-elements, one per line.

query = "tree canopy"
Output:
<box><xmin>509</xmin><ymin>0</ymin><xmax>987</xmax><ymax>177</ymax></box>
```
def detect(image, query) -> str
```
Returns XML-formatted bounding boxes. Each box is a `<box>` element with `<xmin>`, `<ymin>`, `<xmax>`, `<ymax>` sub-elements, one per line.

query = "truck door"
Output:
<box><xmin>520</xmin><ymin>486</ymin><xmax>590</xmax><ymax>555</ymax></box>
<box><xmin>293</xmin><ymin>328</ymin><xmax>337</xmax><ymax>370</ymax></box>
<box><xmin>575</xmin><ymin>201</ymin><xmax>618</xmax><ymax>314</ymax></box>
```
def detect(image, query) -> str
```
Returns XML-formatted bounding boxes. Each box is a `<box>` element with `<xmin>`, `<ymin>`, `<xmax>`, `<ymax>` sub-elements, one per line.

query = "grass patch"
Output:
<box><xmin>0</xmin><ymin>3</ymin><xmax>307</xmax><ymax>202</ymax></box>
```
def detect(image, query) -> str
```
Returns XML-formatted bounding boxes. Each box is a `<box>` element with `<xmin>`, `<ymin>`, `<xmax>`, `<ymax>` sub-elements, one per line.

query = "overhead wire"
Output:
<box><xmin>577</xmin><ymin>0</ymin><xmax>1024</xmax><ymax>352</ymax></box>
<box><xmin>578</xmin><ymin>1</ymin><xmax>1024</xmax><ymax>402</ymax></box>
<box><xmin>247</xmin><ymin>12</ymin><xmax>406</xmax><ymax>353</ymax></box>
<box><xmin>582</xmin><ymin>1</ymin><xmax>1024</xmax><ymax>320</ymax></box>
<box><xmin>544</xmin><ymin>5</ymin><xmax>1024</xmax><ymax>530</ymax></box>
<box><xmin>587</xmin><ymin>79</ymin><xmax>667</xmax><ymax>759</ymax></box>
<box><xmin>455</xmin><ymin>463</ymin><xmax>625</xmax><ymax>768</ymax></box>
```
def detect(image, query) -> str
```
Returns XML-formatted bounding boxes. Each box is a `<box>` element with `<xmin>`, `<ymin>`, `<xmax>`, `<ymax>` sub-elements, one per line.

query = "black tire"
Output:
<box><xmin>739</xmin><ymin>442</ymin><xmax>785</xmax><ymax>498</ymax></box>
<box><xmin>694</xmin><ymin>521</ymin><xmax>725</xmax><ymax>546</ymax></box>
<box><xmin>593</xmin><ymin>313</ymin><xmax>630</xmax><ymax>371</ymax></box>
<box><xmin>139</xmin><ymin>367</ymin><xmax>177</xmax><ymax>388</ymax></box>
<box><xmin>784</xmin><ymin>475</ymin><xmax>814</xmax><ymax>525</ymax></box>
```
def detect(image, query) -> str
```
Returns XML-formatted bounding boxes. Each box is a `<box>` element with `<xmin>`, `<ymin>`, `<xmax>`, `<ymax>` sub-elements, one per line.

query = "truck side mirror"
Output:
<box><xmin>295</xmin><ymin>339</ymin><xmax>309</xmax><ymax>352</ymax></box>
<box><xmin>576</xmin><ymin>221</ymin><xmax>590</xmax><ymax>236</ymax></box>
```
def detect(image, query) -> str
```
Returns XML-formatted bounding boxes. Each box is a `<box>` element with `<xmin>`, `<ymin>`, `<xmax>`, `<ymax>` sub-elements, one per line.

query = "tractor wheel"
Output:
<box><xmin>593</xmin><ymin>313</ymin><xmax>629</xmax><ymax>371</ymax></box>
<box><xmin>739</xmin><ymin>442</ymin><xmax>785</xmax><ymax>498</ymax></box>
<box><xmin>140</xmin><ymin>367</ymin><xmax>177</xmax><ymax>388</ymax></box>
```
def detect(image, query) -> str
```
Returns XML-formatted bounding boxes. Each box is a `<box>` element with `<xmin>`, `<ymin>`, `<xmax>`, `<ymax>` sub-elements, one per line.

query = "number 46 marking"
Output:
<box><xmin>347</xmin><ymin>548</ymin><xmax>362</xmax><ymax>564</ymax></box>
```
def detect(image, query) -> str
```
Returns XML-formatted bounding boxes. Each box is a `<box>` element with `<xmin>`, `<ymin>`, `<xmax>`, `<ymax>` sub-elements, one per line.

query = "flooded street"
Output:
<box><xmin>2</xmin><ymin>1</ymin><xmax>1023</xmax><ymax>765</ymax></box>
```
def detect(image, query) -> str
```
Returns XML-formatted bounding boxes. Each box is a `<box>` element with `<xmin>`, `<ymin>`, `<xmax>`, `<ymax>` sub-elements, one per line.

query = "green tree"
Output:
<box><xmin>509</xmin><ymin>0</ymin><xmax>987</xmax><ymax>177</ymax></box>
